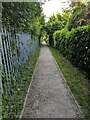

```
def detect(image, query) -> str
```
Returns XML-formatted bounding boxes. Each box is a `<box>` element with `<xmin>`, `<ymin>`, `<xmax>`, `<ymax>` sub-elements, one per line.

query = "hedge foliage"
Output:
<box><xmin>53</xmin><ymin>25</ymin><xmax>90</xmax><ymax>76</ymax></box>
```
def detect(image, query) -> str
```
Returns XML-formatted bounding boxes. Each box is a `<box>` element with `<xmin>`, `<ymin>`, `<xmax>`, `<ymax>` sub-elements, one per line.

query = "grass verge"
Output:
<box><xmin>49</xmin><ymin>46</ymin><xmax>89</xmax><ymax>119</ymax></box>
<box><xmin>2</xmin><ymin>46</ymin><xmax>40</xmax><ymax>118</ymax></box>
<box><xmin>15</xmin><ymin>46</ymin><xmax>40</xmax><ymax>118</ymax></box>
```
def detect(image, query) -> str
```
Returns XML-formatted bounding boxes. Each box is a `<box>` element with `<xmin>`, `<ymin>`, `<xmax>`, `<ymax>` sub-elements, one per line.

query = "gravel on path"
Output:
<box><xmin>21</xmin><ymin>42</ymin><xmax>84</xmax><ymax>118</ymax></box>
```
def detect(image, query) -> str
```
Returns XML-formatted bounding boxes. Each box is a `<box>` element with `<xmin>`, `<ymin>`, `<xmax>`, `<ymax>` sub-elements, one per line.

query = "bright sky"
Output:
<box><xmin>42</xmin><ymin>0</ymin><xmax>70</xmax><ymax>22</ymax></box>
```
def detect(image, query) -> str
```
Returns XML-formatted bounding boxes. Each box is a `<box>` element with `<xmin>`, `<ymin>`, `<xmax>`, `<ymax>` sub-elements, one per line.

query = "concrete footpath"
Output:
<box><xmin>20</xmin><ymin>42</ymin><xmax>84</xmax><ymax>118</ymax></box>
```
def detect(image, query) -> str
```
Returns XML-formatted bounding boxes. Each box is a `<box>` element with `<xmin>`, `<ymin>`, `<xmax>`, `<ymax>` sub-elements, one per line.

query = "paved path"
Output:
<box><xmin>21</xmin><ymin>42</ymin><xmax>84</xmax><ymax>118</ymax></box>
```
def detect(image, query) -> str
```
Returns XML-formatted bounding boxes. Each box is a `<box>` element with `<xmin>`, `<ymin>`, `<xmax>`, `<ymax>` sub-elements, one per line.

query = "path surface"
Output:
<box><xmin>21</xmin><ymin>42</ymin><xmax>84</xmax><ymax>118</ymax></box>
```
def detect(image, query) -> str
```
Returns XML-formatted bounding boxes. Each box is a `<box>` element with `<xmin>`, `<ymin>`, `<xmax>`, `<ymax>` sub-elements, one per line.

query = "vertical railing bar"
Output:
<box><xmin>0</xmin><ymin>32</ymin><xmax>3</xmax><ymax>94</ymax></box>
<box><xmin>1</xmin><ymin>31</ymin><xmax>9</xmax><ymax>82</ymax></box>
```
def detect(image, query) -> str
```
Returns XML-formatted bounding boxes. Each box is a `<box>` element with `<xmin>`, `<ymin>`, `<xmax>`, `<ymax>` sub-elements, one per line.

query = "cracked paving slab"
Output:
<box><xmin>21</xmin><ymin>42</ymin><xmax>84</xmax><ymax>118</ymax></box>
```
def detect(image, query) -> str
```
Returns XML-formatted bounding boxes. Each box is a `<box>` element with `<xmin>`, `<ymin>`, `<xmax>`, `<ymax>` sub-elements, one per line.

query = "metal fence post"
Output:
<box><xmin>0</xmin><ymin>32</ymin><xmax>3</xmax><ymax>120</ymax></box>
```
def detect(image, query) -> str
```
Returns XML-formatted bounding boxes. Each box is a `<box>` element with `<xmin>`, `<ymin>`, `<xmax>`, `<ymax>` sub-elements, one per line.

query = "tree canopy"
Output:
<box><xmin>2</xmin><ymin>2</ymin><xmax>45</xmax><ymax>38</ymax></box>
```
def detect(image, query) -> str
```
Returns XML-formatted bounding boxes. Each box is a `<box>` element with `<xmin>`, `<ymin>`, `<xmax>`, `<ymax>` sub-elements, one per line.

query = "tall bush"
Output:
<box><xmin>53</xmin><ymin>25</ymin><xmax>90</xmax><ymax>77</ymax></box>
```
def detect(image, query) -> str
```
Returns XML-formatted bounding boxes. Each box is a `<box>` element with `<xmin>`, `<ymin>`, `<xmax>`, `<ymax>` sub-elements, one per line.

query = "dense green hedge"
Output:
<box><xmin>2</xmin><ymin>47</ymin><xmax>40</xmax><ymax>118</ymax></box>
<box><xmin>53</xmin><ymin>25</ymin><xmax>90</xmax><ymax>76</ymax></box>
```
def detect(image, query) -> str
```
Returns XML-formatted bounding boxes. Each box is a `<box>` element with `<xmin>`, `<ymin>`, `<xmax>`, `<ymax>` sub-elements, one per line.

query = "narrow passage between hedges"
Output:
<box><xmin>20</xmin><ymin>42</ymin><xmax>84</xmax><ymax>118</ymax></box>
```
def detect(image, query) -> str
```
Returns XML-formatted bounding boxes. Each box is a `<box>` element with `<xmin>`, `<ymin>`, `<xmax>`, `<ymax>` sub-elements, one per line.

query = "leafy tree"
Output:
<box><xmin>2</xmin><ymin>2</ymin><xmax>43</xmax><ymax>37</ymax></box>
<box><xmin>44</xmin><ymin>9</ymin><xmax>72</xmax><ymax>46</ymax></box>
<box><xmin>67</xmin><ymin>1</ymin><xmax>90</xmax><ymax>30</ymax></box>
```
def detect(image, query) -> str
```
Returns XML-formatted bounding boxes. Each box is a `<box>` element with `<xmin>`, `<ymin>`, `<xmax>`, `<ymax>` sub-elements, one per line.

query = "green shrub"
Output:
<box><xmin>53</xmin><ymin>30</ymin><xmax>61</xmax><ymax>49</ymax></box>
<box><xmin>70</xmin><ymin>25</ymin><xmax>90</xmax><ymax>73</ymax></box>
<box><xmin>2</xmin><ymin>47</ymin><xmax>40</xmax><ymax>118</ymax></box>
<box><xmin>53</xmin><ymin>25</ymin><xmax>90</xmax><ymax>77</ymax></box>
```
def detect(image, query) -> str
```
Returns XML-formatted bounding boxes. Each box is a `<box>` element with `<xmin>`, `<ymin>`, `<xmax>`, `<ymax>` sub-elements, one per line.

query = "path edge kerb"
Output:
<box><xmin>19</xmin><ymin>48</ymin><xmax>41</xmax><ymax>119</ymax></box>
<box><xmin>49</xmin><ymin>47</ymin><xmax>85</xmax><ymax>118</ymax></box>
